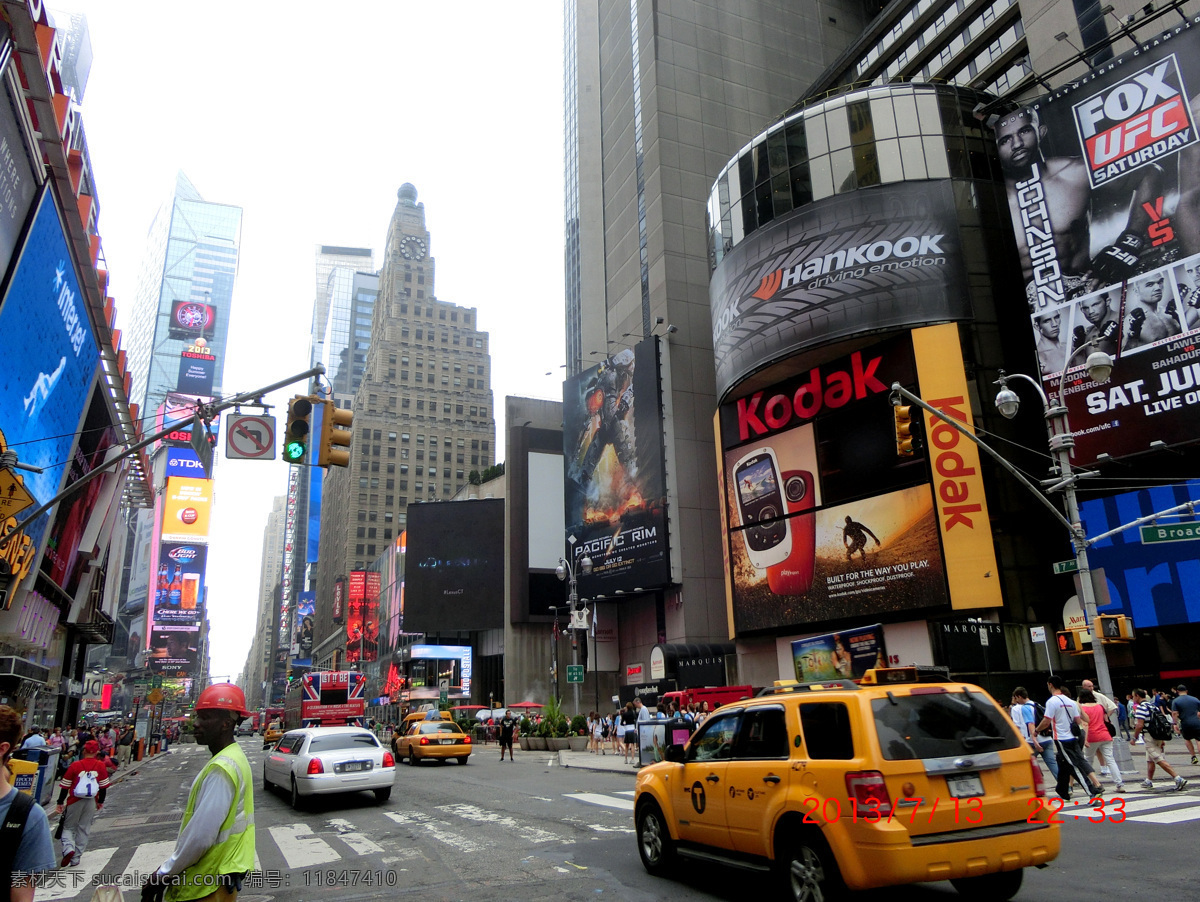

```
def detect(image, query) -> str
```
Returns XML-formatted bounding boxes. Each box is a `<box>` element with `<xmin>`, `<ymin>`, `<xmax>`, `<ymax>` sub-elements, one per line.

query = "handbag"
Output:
<box><xmin>1104</xmin><ymin>718</ymin><xmax>1117</xmax><ymax>739</ymax></box>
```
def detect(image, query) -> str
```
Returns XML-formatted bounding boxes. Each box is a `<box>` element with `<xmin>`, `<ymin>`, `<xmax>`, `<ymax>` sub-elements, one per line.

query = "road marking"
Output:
<box><xmin>327</xmin><ymin>817</ymin><xmax>385</xmax><ymax>855</ymax></box>
<box><xmin>384</xmin><ymin>811</ymin><xmax>481</xmax><ymax>853</ymax></box>
<box><xmin>614</xmin><ymin>790</ymin><xmax>635</xmax><ymax>797</ymax></box>
<box><xmin>121</xmin><ymin>840</ymin><xmax>178</xmax><ymax>882</ymax></box>
<box><xmin>39</xmin><ymin>847</ymin><xmax>117</xmax><ymax>900</ymax></box>
<box><xmin>1127</xmin><ymin>800</ymin><xmax>1200</xmax><ymax>824</ymax></box>
<box><xmin>437</xmin><ymin>803</ymin><xmax>570</xmax><ymax>845</ymax></box>
<box><xmin>268</xmin><ymin>823</ymin><xmax>341</xmax><ymax>868</ymax></box>
<box><xmin>564</xmin><ymin>791</ymin><xmax>635</xmax><ymax>811</ymax></box>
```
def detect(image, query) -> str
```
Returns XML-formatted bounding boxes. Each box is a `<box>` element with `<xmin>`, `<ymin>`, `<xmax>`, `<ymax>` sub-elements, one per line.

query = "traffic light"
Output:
<box><xmin>1056</xmin><ymin>628</ymin><xmax>1090</xmax><ymax>654</ymax></box>
<box><xmin>283</xmin><ymin>395</ymin><xmax>314</xmax><ymax>463</ymax></box>
<box><xmin>317</xmin><ymin>400</ymin><xmax>354</xmax><ymax>468</ymax></box>
<box><xmin>893</xmin><ymin>403</ymin><xmax>915</xmax><ymax>457</ymax></box>
<box><xmin>1097</xmin><ymin>614</ymin><xmax>1134</xmax><ymax>642</ymax></box>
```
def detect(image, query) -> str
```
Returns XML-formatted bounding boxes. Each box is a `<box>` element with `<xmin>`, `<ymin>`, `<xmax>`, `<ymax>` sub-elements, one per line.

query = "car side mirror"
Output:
<box><xmin>665</xmin><ymin>743</ymin><xmax>686</xmax><ymax>763</ymax></box>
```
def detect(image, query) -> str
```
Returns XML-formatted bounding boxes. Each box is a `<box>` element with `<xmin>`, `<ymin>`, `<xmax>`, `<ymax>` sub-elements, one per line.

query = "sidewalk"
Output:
<box><xmin>504</xmin><ymin>745</ymin><xmax>641</xmax><ymax>774</ymax></box>
<box><xmin>45</xmin><ymin>745</ymin><xmax>189</xmax><ymax>819</ymax></box>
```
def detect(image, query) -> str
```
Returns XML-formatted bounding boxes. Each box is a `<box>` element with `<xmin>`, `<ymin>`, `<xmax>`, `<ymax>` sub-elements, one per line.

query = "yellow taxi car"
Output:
<box><xmin>261</xmin><ymin>720</ymin><xmax>283</xmax><ymax>750</ymax></box>
<box><xmin>634</xmin><ymin>667</ymin><xmax>1060</xmax><ymax>902</ymax></box>
<box><xmin>395</xmin><ymin>720</ymin><xmax>472</xmax><ymax>765</ymax></box>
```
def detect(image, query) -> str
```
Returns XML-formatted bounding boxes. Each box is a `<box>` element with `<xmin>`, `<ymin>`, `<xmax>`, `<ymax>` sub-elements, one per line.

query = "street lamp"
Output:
<box><xmin>556</xmin><ymin>549</ymin><xmax>593</xmax><ymax>718</ymax></box>
<box><xmin>992</xmin><ymin>343</ymin><xmax>1116</xmax><ymax>700</ymax></box>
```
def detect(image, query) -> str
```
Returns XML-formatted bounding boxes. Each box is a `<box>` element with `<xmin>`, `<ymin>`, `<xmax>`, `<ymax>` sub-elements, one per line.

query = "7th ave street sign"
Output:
<box><xmin>1140</xmin><ymin>523</ymin><xmax>1200</xmax><ymax>544</ymax></box>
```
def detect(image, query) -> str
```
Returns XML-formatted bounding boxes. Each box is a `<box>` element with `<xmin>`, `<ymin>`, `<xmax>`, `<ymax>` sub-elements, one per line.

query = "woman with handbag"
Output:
<box><xmin>1080</xmin><ymin>689</ymin><xmax>1125</xmax><ymax>793</ymax></box>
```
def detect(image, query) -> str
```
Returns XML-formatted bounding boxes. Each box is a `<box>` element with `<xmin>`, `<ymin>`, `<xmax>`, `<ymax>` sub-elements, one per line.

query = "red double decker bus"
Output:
<box><xmin>284</xmin><ymin>671</ymin><xmax>366</xmax><ymax>730</ymax></box>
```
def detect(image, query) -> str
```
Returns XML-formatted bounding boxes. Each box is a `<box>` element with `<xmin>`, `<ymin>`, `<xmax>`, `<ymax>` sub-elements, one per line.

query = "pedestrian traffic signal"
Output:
<box><xmin>283</xmin><ymin>395</ymin><xmax>314</xmax><ymax>463</ymax></box>
<box><xmin>317</xmin><ymin>400</ymin><xmax>354</xmax><ymax>468</ymax></box>
<box><xmin>1056</xmin><ymin>628</ymin><xmax>1090</xmax><ymax>654</ymax></box>
<box><xmin>893</xmin><ymin>403</ymin><xmax>915</xmax><ymax>457</ymax></box>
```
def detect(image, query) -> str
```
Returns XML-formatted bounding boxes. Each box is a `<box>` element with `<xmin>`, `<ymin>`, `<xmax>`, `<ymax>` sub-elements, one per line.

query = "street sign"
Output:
<box><xmin>152</xmin><ymin>675</ymin><xmax>163</xmax><ymax>688</ymax></box>
<box><xmin>567</xmin><ymin>665</ymin><xmax>584</xmax><ymax>684</ymax></box>
<box><xmin>1052</xmin><ymin>559</ymin><xmax>1079</xmax><ymax>574</ymax></box>
<box><xmin>978</xmin><ymin>627</ymin><xmax>989</xmax><ymax>646</ymax></box>
<box><xmin>438</xmin><ymin>678</ymin><xmax>449</xmax><ymax>705</ymax></box>
<box><xmin>1140</xmin><ymin>523</ymin><xmax>1200</xmax><ymax>544</ymax></box>
<box><xmin>147</xmin><ymin>688</ymin><xmax>164</xmax><ymax>705</ymax></box>
<box><xmin>0</xmin><ymin>470</ymin><xmax>35</xmax><ymax>520</ymax></box>
<box><xmin>1030</xmin><ymin>626</ymin><xmax>1047</xmax><ymax>644</ymax></box>
<box><xmin>226</xmin><ymin>414</ymin><xmax>277</xmax><ymax>460</ymax></box>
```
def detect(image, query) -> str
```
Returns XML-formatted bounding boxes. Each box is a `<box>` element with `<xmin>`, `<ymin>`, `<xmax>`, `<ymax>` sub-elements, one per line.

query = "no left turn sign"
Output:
<box><xmin>226</xmin><ymin>414</ymin><xmax>277</xmax><ymax>460</ymax></box>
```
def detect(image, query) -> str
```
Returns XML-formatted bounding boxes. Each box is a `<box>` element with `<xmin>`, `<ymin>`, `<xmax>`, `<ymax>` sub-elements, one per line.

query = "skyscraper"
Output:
<box><xmin>563</xmin><ymin>1</ymin><xmax>874</xmax><ymax>651</ymax></box>
<box><xmin>311</xmin><ymin>245</ymin><xmax>375</xmax><ymax>398</ymax></box>
<box><xmin>312</xmin><ymin>184</ymin><xmax>495</xmax><ymax>665</ymax></box>
<box><xmin>242</xmin><ymin>495</ymin><xmax>286</xmax><ymax>710</ymax></box>
<box><xmin>124</xmin><ymin>172</ymin><xmax>241</xmax><ymax>418</ymax></box>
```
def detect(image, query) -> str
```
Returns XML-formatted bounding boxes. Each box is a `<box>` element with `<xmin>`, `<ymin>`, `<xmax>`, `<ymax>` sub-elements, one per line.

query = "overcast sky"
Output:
<box><xmin>58</xmin><ymin>2</ymin><xmax>566</xmax><ymax>683</ymax></box>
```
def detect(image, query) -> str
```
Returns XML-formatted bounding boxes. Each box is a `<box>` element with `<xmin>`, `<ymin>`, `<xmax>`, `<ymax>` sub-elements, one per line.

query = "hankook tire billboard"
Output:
<box><xmin>709</xmin><ymin>180</ymin><xmax>970</xmax><ymax>398</ymax></box>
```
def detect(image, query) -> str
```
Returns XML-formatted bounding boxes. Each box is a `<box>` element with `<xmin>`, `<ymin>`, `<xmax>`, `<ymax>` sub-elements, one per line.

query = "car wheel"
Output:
<box><xmin>407</xmin><ymin>750</ymin><xmax>419</xmax><ymax>766</ymax></box>
<box><xmin>290</xmin><ymin>777</ymin><xmax>304</xmax><ymax>811</ymax></box>
<box><xmin>778</xmin><ymin>830</ymin><xmax>844</xmax><ymax>902</ymax></box>
<box><xmin>635</xmin><ymin>800</ymin><xmax>677</xmax><ymax>876</ymax></box>
<box><xmin>374</xmin><ymin>787</ymin><xmax>392</xmax><ymax>803</ymax></box>
<box><xmin>457</xmin><ymin>756</ymin><xmax>469</xmax><ymax>765</ymax></box>
<box><xmin>263</xmin><ymin>770</ymin><xmax>273</xmax><ymax>793</ymax></box>
<box><xmin>950</xmin><ymin>870</ymin><xmax>1023</xmax><ymax>902</ymax></box>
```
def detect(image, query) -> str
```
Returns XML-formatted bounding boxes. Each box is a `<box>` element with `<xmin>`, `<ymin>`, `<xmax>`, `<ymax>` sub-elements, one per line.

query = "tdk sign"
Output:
<box><xmin>166</xmin><ymin>448</ymin><xmax>205</xmax><ymax>478</ymax></box>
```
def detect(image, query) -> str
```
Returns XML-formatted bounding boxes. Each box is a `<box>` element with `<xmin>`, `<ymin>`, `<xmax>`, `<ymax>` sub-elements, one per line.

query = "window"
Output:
<box><xmin>356</xmin><ymin>527</ymin><xmax>366</xmax><ymax>538</ymax></box>
<box><xmin>733</xmin><ymin>707</ymin><xmax>789</xmax><ymax>759</ymax></box>
<box><xmin>367</xmin><ymin>528</ymin><xmax>377</xmax><ymax>539</ymax></box>
<box><xmin>401</xmin><ymin>433</ymin><xmax>410</xmax><ymax>442</ymax></box>
<box><xmin>799</xmin><ymin>703</ymin><xmax>855</xmax><ymax>759</ymax></box>
<box><xmin>870</xmin><ymin>692</ymin><xmax>1020</xmax><ymax>761</ymax></box>
<box><xmin>687</xmin><ymin>711</ymin><xmax>742</xmax><ymax>761</ymax></box>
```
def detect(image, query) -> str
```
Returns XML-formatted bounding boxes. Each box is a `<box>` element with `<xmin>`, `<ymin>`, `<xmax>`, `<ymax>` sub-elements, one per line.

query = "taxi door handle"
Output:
<box><xmin>762</xmin><ymin>775</ymin><xmax>781</xmax><ymax>784</ymax></box>
<box><xmin>706</xmin><ymin>774</ymin><xmax>720</xmax><ymax>782</ymax></box>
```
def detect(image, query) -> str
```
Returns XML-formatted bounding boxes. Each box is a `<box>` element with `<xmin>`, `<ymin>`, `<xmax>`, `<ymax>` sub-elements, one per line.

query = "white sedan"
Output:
<box><xmin>262</xmin><ymin>726</ymin><xmax>395</xmax><ymax>808</ymax></box>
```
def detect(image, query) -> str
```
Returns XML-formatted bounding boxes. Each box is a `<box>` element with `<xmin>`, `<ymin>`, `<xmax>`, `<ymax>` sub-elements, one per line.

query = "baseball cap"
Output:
<box><xmin>83</xmin><ymin>740</ymin><xmax>100</xmax><ymax>754</ymax></box>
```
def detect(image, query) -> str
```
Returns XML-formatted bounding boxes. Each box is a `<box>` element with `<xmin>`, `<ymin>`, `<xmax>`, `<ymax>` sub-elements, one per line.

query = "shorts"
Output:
<box><xmin>1181</xmin><ymin>723</ymin><xmax>1200</xmax><ymax>742</ymax></box>
<box><xmin>499</xmin><ymin>735</ymin><xmax>513</xmax><ymax>749</ymax></box>
<box><xmin>1144</xmin><ymin>739</ymin><xmax>1168</xmax><ymax>763</ymax></box>
<box><xmin>624</xmin><ymin>729</ymin><xmax>637</xmax><ymax>744</ymax></box>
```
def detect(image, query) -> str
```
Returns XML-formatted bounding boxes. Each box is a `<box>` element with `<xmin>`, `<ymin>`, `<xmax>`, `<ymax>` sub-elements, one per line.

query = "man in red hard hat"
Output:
<box><xmin>141</xmin><ymin>683</ymin><xmax>255</xmax><ymax>902</ymax></box>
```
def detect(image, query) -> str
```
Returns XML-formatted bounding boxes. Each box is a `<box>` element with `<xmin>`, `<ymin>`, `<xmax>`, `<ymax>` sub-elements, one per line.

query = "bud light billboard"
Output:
<box><xmin>993</xmin><ymin>16</ymin><xmax>1200</xmax><ymax>463</ymax></box>
<box><xmin>0</xmin><ymin>187</ymin><xmax>100</xmax><ymax>550</ymax></box>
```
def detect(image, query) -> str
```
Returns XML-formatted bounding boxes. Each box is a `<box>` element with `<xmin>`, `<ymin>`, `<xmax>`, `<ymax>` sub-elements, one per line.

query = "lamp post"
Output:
<box><xmin>992</xmin><ymin>344</ymin><xmax>1115</xmax><ymax>700</ymax></box>
<box><xmin>556</xmin><ymin>539</ymin><xmax>593</xmax><ymax>719</ymax></box>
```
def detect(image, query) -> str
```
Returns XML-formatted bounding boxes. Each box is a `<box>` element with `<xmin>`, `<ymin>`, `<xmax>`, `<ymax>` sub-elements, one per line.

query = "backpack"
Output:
<box><xmin>1026</xmin><ymin>701</ymin><xmax>1051</xmax><ymax>738</ymax></box>
<box><xmin>1</xmin><ymin>790</ymin><xmax>36</xmax><ymax>897</ymax></box>
<box><xmin>72</xmin><ymin>770</ymin><xmax>100</xmax><ymax>799</ymax></box>
<box><xmin>1146</xmin><ymin>706</ymin><xmax>1175</xmax><ymax>741</ymax></box>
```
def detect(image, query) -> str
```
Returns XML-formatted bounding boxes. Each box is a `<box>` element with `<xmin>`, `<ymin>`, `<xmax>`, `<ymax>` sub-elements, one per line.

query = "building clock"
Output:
<box><xmin>399</xmin><ymin>236</ymin><xmax>427</xmax><ymax>260</ymax></box>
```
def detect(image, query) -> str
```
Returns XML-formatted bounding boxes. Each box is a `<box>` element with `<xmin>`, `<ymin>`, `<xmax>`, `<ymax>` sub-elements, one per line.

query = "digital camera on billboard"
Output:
<box><xmin>767</xmin><ymin>470</ymin><xmax>817</xmax><ymax>595</ymax></box>
<box><xmin>733</xmin><ymin>447</ymin><xmax>791</xmax><ymax>569</ymax></box>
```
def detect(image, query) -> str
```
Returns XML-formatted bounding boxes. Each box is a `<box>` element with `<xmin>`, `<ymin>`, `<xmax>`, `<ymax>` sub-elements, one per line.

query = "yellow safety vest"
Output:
<box><xmin>167</xmin><ymin>742</ymin><xmax>255</xmax><ymax>902</ymax></box>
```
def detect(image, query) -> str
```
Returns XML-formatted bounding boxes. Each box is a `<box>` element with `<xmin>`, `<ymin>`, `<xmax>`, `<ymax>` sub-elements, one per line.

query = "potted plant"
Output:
<box><xmin>545</xmin><ymin>696</ymin><xmax>571</xmax><ymax>751</ymax></box>
<box><xmin>518</xmin><ymin>717</ymin><xmax>532</xmax><ymax>751</ymax></box>
<box><xmin>568</xmin><ymin>714</ymin><xmax>589</xmax><ymax>751</ymax></box>
<box><xmin>530</xmin><ymin>717</ymin><xmax>549</xmax><ymax>750</ymax></box>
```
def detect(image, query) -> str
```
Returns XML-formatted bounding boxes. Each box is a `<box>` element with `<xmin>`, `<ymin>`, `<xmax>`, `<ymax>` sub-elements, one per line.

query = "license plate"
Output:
<box><xmin>945</xmin><ymin>773</ymin><xmax>984</xmax><ymax>798</ymax></box>
<box><xmin>441</xmin><ymin>738</ymin><xmax>456</xmax><ymax>745</ymax></box>
<box><xmin>341</xmin><ymin>761</ymin><xmax>370</xmax><ymax>773</ymax></box>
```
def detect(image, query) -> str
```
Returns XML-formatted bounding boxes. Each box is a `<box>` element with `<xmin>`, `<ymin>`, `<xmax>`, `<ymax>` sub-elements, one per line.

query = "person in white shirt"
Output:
<box><xmin>1035</xmin><ymin>676</ymin><xmax>1104</xmax><ymax>802</ymax></box>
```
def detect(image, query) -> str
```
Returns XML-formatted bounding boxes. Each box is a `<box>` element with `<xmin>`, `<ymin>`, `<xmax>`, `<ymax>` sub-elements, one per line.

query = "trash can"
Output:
<box><xmin>12</xmin><ymin>747</ymin><xmax>60</xmax><ymax>806</ymax></box>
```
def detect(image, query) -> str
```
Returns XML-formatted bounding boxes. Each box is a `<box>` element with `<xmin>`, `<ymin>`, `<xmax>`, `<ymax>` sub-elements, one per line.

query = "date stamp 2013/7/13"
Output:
<box><xmin>797</xmin><ymin>796</ymin><xmax>1129</xmax><ymax>825</ymax></box>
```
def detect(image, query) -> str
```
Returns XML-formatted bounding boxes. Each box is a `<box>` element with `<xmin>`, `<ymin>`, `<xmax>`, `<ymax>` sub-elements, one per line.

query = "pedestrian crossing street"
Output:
<box><xmin>38</xmin><ymin>790</ymin><xmax>637</xmax><ymax>900</ymax></box>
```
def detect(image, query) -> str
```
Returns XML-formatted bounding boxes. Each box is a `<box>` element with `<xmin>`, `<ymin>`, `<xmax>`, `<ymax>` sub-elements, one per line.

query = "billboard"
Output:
<box><xmin>404</xmin><ymin>499</ymin><xmax>505</xmax><ymax>631</ymax></box>
<box><xmin>345</xmin><ymin>571</ymin><xmax>380</xmax><ymax>664</ymax></box>
<box><xmin>709</xmin><ymin>180</ymin><xmax>969</xmax><ymax>398</ymax></box>
<box><xmin>1078</xmin><ymin>478</ymin><xmax>1200</xmax><ymax>628</ymax></box>
<box><xmin>293</xmin><ymin>591</ymin><xmax>315</xmax><ymax>666</ymax></box>
<box><xmin>791</xmin><ymin>623</ymin><xmax>887</xmax><ymax>682</ymax></box>
<box><xmin>148</xmin><ymin>623</ymin><xmax>200</xmax><ymax>674</ymax></box>
<box><xmin>994</xmin><ymin>18</ymin><xmax>1200</xmax><ymax>463</ymax></box>
<box><xmin>0</xmin><ymin>65</ymin><xmax>38</xmax><ymax>280</ymax></box>
<box><xmin>0</xmin><ymin>187</ymin><xmax>100</xmax><ymax>549</ymax></box>
<box><xmin>177</xmin><ymin>347</ymin><xmax>217</xmax><ymax>396</ymax></box>
<box><xmin>165</xmin><ymin>447</ymin><xmax>205</xmax><ymax>479</ymax></box>
<box><xmin>168</xmin><ymin>300</ymin><xmax>218</xmax><ymax>340</ymax></box>
<box><xmin>717</xmin><ymin>336</ymin><xmax>950</xmax><ymax>633</ymax></box>
<box><xmin>156</xmin><ymin>393</ymin><xmax>219</xmax><ymax>447</ymax></box>
<box><xmin>151</xmin><ymin>542</ymin><xmax>207</xmax><ymax>626</ymax></box>
<box><xmin>161</xmin><ymin>477</ymin><xmax>212</xmax><ymax>542</ymax></box>
<box><xmin>409</xmin><ymin>644</ymin><xmax>472</xmax><ymax>697</ymax></box>
<box><xmin>563</xmin><ymin>337</ymin><xmax>669</xmax><ymax>596</ymax></box>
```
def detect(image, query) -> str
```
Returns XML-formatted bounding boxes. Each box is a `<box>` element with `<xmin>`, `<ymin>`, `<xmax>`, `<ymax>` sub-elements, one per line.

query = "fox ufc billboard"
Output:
<box><xmin>994</xmin><ymin>17</ymin><xmax>1200</xmax><ymax>463</ymax></box>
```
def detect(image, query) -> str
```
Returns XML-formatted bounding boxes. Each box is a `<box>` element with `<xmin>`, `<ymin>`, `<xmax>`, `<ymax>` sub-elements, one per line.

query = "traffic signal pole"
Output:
<box><xmin>1</xmin><ymin>364</ymin><xmax>325</xmax><ymax>545</ymax></box>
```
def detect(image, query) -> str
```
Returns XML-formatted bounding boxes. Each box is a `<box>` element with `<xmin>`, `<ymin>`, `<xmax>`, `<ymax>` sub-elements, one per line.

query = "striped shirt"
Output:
<box><xmin>1134</xmin><ymin>700</ymin><xmax>1157</xmax><ymax>729</ymax></box>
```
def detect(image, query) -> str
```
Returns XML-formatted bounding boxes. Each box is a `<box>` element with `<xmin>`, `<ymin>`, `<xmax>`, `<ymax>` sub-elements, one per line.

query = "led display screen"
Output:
<box><xmin>404</xmin><ymin>499</ymin><xmax>504</xmax><ymax>631</ymax></box>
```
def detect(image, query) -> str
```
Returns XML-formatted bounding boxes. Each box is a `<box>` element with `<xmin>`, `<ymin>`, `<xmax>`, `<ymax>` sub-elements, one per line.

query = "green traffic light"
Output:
<box><xmin>284</xmin><ymin>441</ymin><xmax>307</xmax><ymax>462</ymax></box>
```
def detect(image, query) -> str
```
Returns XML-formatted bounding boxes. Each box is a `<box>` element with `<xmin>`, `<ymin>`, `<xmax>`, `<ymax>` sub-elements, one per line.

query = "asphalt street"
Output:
<box><xmin>36</xmin><ymin>736</ymin><xmax>1200</xmax><ymax>901</ymax></box>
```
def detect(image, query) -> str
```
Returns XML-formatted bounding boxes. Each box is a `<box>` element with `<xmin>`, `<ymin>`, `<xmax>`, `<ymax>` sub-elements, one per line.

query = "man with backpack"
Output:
<box><xmin>1</xmin><ymin>705</ymin><xmax>56</xmax><ymax>902</ymax></box>
<box><xmin>1034</xmin><ymin>676</ymin><xmax>1105</xmax><ymax>802</ymax></box>
<box><xmin>1132</xmin><ymin>688</ymin><xmax>1188</xmax><ymax>791</ymax></box>
<box><xmin>1011</xmin><ymin>687</ymin><xmax>1058</xmax><ymax>779</ymax></box>
<box><xmin>54</xmin><ymin>739</ymin><xmax>111</xmax><ymax>867</ymax></box>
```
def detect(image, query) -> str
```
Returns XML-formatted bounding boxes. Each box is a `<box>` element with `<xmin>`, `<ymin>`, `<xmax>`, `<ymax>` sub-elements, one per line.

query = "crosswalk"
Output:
<box><xmin>1043</xmin><ymin>791</ymin><xmax>1200</xmax><ymax>825</ymax></box>
<box><xmin>38</xmin><ymin>789</ymin><xmax>637</xmax><ymax>900</ymax></box>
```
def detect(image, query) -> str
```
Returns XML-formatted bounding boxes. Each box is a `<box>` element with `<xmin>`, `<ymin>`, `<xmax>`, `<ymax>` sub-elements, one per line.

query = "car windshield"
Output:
<box><xmin>307</xmin><ymin>733</ymin><xmax>380</xmax><ymax>752</ymax></box>
<box><xmin>419</xmin><ymin>723</ymin><xmax>462</xmax><ymax>735</ymax></box>
<box><xmin>871</xmin><ymin>691</ymin><xmax>1021</xmax><ymax>760</ymax></box>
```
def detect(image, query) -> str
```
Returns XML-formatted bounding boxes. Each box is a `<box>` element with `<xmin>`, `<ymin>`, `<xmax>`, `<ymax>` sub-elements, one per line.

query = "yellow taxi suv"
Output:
<box><xmin>262</xmin><ymin>721</ymin><xmax>283</xmax><ymax>750</ymax></box>
<box><xmin>633</xmin><ymin>667</ymin><xmax>1059</xmax><ymax>902</ymax></box>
